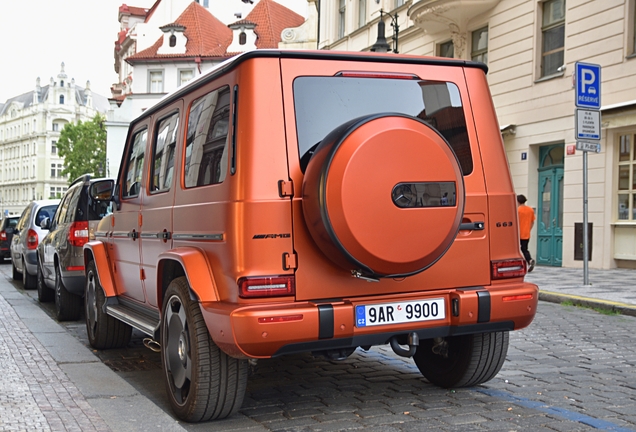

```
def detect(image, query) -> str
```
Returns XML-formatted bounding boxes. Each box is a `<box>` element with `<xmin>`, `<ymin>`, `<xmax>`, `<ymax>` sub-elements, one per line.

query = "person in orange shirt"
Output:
<box><xmin>517</xmin><ymin>194</ymin><xmax>536</xmax><ymax>272</ymax></box>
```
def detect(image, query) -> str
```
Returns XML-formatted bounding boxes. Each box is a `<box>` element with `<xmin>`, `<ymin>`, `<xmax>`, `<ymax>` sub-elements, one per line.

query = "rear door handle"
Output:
<box><xmin>459</xmin><ymin>222</ymin><xmax>485</xmax><ymax>231</ymax></box>
<box><xmin>128</xmin><ymin>230</ymin><xmax>138</xmax><ymax>240</ymax></box>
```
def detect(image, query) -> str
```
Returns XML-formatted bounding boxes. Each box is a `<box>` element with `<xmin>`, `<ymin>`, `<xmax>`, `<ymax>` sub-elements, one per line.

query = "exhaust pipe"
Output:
<box><xmin>390</xmin><ymin>332</ymin><xmax>419</xmax><ymax>357</ymax></box>
<box><xmin>143</xmin><ymin>338</ymin><xmax>161</xmax><ymax>352</ymax></box>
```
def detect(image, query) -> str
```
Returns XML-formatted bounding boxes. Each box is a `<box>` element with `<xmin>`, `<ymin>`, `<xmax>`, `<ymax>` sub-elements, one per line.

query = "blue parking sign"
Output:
<box><xmin>575</xmin><ymin>62</ymin><xmax>601</xmax><ymax>109</ymax></box>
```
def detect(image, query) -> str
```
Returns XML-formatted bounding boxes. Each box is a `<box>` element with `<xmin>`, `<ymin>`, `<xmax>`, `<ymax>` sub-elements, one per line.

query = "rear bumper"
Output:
<box><xmin>200</xmin><ymin>281</ymin><xmax>538</xmax><ymax>359</ymax></box>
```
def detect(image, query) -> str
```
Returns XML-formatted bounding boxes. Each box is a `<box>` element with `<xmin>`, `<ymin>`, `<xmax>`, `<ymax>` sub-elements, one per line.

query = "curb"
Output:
<box><xmin>539</xmin><ymin>290</ymin><xmax>636</xmax><ymax>318</ymax></box>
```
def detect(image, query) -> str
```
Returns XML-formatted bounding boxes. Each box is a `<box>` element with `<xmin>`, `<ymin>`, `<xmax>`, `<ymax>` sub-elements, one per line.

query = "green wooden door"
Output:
<box><xmin>536</xmin><ymin>145</ymin><xmax>564</xmax><ymax>266</ymax></box>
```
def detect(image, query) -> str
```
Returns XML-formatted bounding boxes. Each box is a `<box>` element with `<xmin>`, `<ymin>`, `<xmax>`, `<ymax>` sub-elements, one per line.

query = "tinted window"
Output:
<box><xmin>151</xmin><ymin>112</ymin><xmax>179</xmax><ymax>192</ymax></box>
<box><xmin>293</xmin><ymin>77</ymin><xmax>473</xmax><ymax>175</ymax></box>
<box><xmin>123</xmin><ymin>129</ymin><xmax>147</xmax><ymax>198</ymax></box>
<box><xmin>184</xmin><ymin>86</ymin><xmax>230</xmax><ymax>188</ymax></box>
<box><xmin>36</xmin><ymin>205</ymin><xmax>58</xmax><ymax>226</ymax></box>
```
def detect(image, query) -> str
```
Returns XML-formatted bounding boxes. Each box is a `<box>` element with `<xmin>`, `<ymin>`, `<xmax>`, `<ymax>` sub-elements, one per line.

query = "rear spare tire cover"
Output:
<box><xmin>302</xmin><ymin>113</ymin><xmax>465</xmax><ymax>277</ymax></box>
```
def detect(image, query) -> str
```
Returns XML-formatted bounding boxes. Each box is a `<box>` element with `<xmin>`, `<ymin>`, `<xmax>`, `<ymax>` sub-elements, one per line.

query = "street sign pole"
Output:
<box><xmin>583</xmin><ymin>151</ymin><xmax>589</xmax><ymax>286</ymax></box>
<box><xmin>575</xmin><ymin>62</ymin><xmax>601</xmax><ymax>286</ymax></box>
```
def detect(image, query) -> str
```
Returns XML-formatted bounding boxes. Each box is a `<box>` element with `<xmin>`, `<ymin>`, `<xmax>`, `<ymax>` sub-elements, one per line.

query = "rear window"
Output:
<box><xmin>36</xmin><ymin>205</ymin><xmax>58</xmax><ymax>226</ymax></box>
<box><xmin>293</xmin><ymin>76</ymin><xmax>473</xmax><ymax>175</ymax></box>
<box><xmin>5</xmin><ymin>218</ymin><xmax>18</xmax><ymax>228</ymax></box>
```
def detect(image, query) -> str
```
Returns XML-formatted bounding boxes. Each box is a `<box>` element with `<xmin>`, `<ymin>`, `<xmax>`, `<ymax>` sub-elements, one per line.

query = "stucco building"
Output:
<box><xmin>0</xmin><ymin>63</ymin><xmax>109</xmax><ymax>216</ymax></box>
<box><xmin>311</xmin><ymin>0</ymin><xmax>636</xmax><ymax>270</ymax></box>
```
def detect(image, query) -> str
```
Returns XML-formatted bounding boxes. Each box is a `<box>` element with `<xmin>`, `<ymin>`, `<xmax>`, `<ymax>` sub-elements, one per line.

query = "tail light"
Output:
<box><xmin>238</xmin><ymin>276</ymin><xmax>295</xmax><ymax>298</ymax></box>
<box><xmin>0</xmin><ymin>231</ymin><xmax>6</xmax><ymax>241</ymax></box>
<box><xmin>69</xmin><ymin>221</ymin><xmax>89</xmax><ymax>247</ymax></box>
<box><xmin>491</xmin><ymin>259</ymin><xmax>526</xmax><ymax>280</ymax></box>
<box><xmin>26</xmin><ymin>229</ymin><xmax>38</xmax><ymax>250</ymax></box>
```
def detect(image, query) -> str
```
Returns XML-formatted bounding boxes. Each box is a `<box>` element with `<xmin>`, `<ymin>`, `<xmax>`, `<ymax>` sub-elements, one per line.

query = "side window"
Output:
<box><xmin>184</xmin><ymin>86</ymin><xmax>230</xmax><ymax>188</ymax></box>
<box><xmin>123</xmin><ymin>129</ymin><xmax>147</xmax><ymax>198</ymax></box>
<box><xmin>56</xmin><ymin>193</ymin><xmax>72</xmax><ymax>225</ymax></box>
<box><xmin>37</xmin><ymin>205</ymin><xmax>59</xmax><ymax>226</ymax></box>
<box><xmin>17</xmin><ymin>206</ymin><xmax>31</xmax><ymax>230</ymax></box>
<box><xmin>150</xmin><ymin>112</ymin><xmax>179</xmax><ymax>192</ymax></box>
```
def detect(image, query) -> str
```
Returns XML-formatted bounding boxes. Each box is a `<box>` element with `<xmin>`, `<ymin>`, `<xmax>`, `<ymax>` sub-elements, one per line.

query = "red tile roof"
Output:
<box><xmin>119</xmin><ymin>4</ymin><xmax>149</xmax><ymax>17</ymax></box>
<box><xmin>126</xmin><ymin>2</ymin><xmax>232</xmax><ymax>61</ymax></box>
<box><xmin>243</xmin><ymin>0</ymin><xmax>305</xmax><ymax>48</ymax></box>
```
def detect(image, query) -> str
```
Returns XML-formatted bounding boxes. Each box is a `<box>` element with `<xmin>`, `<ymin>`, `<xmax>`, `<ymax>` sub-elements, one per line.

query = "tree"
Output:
<box><xmin>57</xmin><ymin>114</ymin><xmax>107</xmax><ymax>182</ymax></box>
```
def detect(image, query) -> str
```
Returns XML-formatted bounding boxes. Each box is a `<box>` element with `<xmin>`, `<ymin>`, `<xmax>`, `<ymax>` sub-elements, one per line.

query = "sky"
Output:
<box><xmin>0</xmin><ymin>0</ymin><xmax>308</xmax><ymax>103</ymax></box>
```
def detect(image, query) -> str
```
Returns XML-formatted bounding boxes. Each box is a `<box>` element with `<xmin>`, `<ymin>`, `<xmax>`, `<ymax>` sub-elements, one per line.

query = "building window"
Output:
<box><xmin>395</xmin><ymin>0</ymin><xmax>404</xmax><ymax>7</ymax></box>
<box><xmin>169</xmin><ymin>34</ymin><xmax>177</xmax><ymax>47</ymax></box>
<box><xmin>60</xmin><ymin>80</ymin><xmax>64</xmax><ymax>87</ymax></box>
<box><xmin>179</xmin><ymin>70</ymin><xmax>194</xmax><ymax>86</ymax></box>
<box><xmin>618</xmin><ymin>133</ymin><xmax>636</xmax><ymax>221</ymax></box>
<box><xmin>149</xmin><ymin>70</ymin><xmax>164</xmax><ymax>93</ymax></box>
<box><xmin>239</xmin><ymin>31</ymin><xmax>247</xmax><ymax>45</ymax></box>
<box><xmin>52</xmin><ymin>123</ymin><xmax>59</xmax><ymax>132</ymax></box>
<box><xmin>471</xmin><ymin>26</ymin><xmax>488</xmax><ymax>64</ymax></box>
<box><xmin>338</xmin><ymin>0</ymin><xmax>346</xmax><ymax>39</ymax></box>
<box><xmin>440</xmin><ymin>40</ymin><xmax>454</xmax><ymax>58</ymax></box>
<box><xmin>51</xmin><ymin>141</ymin><xmax>57</xmax><ymax>154</ymax></box>
<box><xmin>358</xmin><ymin>0</ymin><xmax>366</xmax><ymax>28</ymax></box>
<box><xmin>51</xmin><ymin>164</ymin><xmax>56</xmax><ymax>178</ymax></box>
<box><xmin>541</xmin><ymin>0</ymin><xmax>565</xmax><ymax>77</ymax></box>
<box><xmin>59</xmin><ymin>95</ymin><xmax>65</xmax><ymax>104</ymax></box>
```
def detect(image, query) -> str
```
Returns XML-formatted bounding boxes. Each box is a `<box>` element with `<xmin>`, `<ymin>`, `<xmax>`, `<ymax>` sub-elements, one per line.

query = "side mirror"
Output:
<box><xmin>89</xmin><ymin>179</ymin><xmax>115</xmax><ymax>201</ymax></box>
<box><xmin>40</xmin><ymin>217</ymin><xmax>50</xmax><ymax>230</ymax></box>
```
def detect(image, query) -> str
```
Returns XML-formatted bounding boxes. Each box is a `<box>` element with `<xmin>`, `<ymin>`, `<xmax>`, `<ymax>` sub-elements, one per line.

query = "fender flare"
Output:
<box><xmin>83</xmin><ymin>241</ymin><xmax>117</xmax><ymax>297</ymax></box>
<box><xmin>157</xmin><ymin>247</ymin><xmax>220</xmax><ymax>303</ymax></box>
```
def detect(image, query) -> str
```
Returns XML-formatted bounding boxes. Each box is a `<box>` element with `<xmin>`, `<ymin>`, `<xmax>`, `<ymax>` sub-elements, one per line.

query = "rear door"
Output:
<box><xmin>280</xmin><ymin>58</ymin><xmax>490</xmax><ymax>300</ymax></box>
<box><xmin>139</xmin><ymin>104</ymin><xmax>181</xmax><ymax>308</ymax></box>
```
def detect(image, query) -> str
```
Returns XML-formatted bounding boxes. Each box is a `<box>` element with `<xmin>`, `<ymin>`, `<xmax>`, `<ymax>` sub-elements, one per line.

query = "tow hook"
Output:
<box><xmin>431</xmin><ymin>337</ymin><xmax>448</xmax><ymax>358</ymax></box>
<box><xmin>143</xmin><ymin>338</ymin><xmax>161</xmax><ymax>352</ymax></box>
<box><xmin>390</xmin><ymin>332</ymin><xmax>419</xmax><ymax>357</ymax></box>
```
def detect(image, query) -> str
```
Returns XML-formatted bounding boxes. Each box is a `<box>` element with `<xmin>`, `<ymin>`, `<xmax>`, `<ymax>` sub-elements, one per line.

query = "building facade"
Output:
<box><xmin>0</xmin><ymin>63</ymin><xmax>109</xmax><ymax>216</ymax></box>
<box><xmin>106</xmin><ymin>0</ymin><xmax>305</xmax><ymax>177</ymax></box>
<box><xmin>313</xmin><ymin>0</ymin><xmax>636</xmax><ymax>270</ymax></box>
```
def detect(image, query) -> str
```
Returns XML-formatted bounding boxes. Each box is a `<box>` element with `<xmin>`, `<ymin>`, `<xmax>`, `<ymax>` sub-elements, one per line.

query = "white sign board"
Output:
<box><xmin>576</xmin><ymin>141</ymin><xmax>601</xmax><ymax>153</ymax></box>
<box><xmin>576</xmin><ymin>109</ymin><xmax>601</xmax><ymax>141</ymax></box>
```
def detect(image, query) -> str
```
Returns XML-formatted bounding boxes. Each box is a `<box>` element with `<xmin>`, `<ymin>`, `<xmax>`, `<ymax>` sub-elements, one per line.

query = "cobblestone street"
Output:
<box><xmin>2</xmin><ymin>261</ymin><xmax>636</xmax><ymax>431</ymax></box>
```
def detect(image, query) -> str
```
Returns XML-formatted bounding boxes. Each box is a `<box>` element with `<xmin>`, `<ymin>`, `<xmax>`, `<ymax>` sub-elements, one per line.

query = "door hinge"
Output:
<box><xmin>282</xmin><ymin>252</ymin><xmax>297</xmax><ymax>270</ymax></box>
<box><xmin>278</xmin><ymin>180</ymin><xmax>294</xmax><ymax>198</ymax></box>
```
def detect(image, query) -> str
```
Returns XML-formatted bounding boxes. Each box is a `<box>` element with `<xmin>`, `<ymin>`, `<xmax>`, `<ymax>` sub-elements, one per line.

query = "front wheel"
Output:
<box><xmin>85</xmin><ymin>260</ymin><xmax>132</xmax><ymax>349</ymax></box>
<box><xmin>413</xmin><ymin>331</ymin><xmax>509</xmax><ymax>388</ymax></box>
<box><xmin>161</xmin><ymin>277</ymin><xmax>248</xmax><ymax>422</ymax></box>
<box><xmin>55</xmin><ymin>265</ymin><xmax>82</xmax><ymax>321</ymax></box>
<box><xmin>37</xmin><ymin>261</ymin><xmax>54</xmax><ymax>303</ymax></box>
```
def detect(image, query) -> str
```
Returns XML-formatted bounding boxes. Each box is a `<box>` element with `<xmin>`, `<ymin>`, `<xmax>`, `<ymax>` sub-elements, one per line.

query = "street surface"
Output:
<box><xmin>1</xmin><ymin>260</ymin><xmax>636</xmax><ymax>431</ymax></box>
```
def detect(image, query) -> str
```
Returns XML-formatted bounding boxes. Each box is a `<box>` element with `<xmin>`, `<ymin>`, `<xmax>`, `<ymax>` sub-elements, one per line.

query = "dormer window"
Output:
<box><xmin>59</xmin><ymin>95</ymin><xmax>65</xmax><ymax>104</ymax></box>
<box><xmin>60</xmin><ymin>80</ymin><xmax>64</xmax><ymax>87</ymax></box>
<box><xmin>169</xmin><ymin>34</ymin><xmax>176</xmax><ymax>47</ymax></box>
<box><xmin>239</xmin><ymin>32</ymin><xmax>246</xmax><ymax>45</ymax></box>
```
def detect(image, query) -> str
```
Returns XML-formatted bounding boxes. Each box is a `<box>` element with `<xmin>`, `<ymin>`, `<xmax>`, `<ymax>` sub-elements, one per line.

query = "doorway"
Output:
<box><xmin>536</xmin><ymin>144</ymin><xmax>564</xmax><ymax>267</ymax></box>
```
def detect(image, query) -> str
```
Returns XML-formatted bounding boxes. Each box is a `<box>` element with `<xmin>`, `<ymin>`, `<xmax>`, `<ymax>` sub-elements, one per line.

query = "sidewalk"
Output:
<box><xmin>525</xmin><ymin>265</ymin><xmax>636</xmax><ymax>317</ymax></box>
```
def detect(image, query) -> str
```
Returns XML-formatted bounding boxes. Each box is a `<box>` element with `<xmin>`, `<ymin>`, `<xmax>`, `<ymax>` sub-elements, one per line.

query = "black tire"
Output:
<box><xmin>413</xmin><ymin>331</ymin><xmax>509</xmax><ymax>388</ymax></box>
<box><xmin>23</xmin><ymin>259</ymin><xmax>36</xmax><ymax>289</ymax></box>
<box><xmin>85</xmin><ymin>260</ymin><xmax>132</xmax><ymax>349</ymax></box>
<box><xmin>37</xmin><ymin>261</ymin><xmax>54</xmax><ymax>303</ymax></box>
<box><xmin>161</xmin><ymin>277</ymin><xmax>248</xmax><ymax>422</ymax></box>
<box><xmin>12</xmin><ymin>260</ymin><xmax>20</xmax><ymax>281</ymax></box>
<box><xmin>54</xmin><ymin>265</ymin><xmax>82</xmax><ymax>321</ymax></box>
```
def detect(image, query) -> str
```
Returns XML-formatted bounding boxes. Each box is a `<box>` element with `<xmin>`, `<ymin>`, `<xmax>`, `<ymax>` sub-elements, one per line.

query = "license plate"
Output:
<box><xmin>355</xmin><ymin>298</ymin><xmax>445</xmax><ymax>327</ymax></box>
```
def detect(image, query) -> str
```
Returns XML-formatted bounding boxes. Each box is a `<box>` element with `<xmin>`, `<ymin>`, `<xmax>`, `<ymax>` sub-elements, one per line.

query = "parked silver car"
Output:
<box><xmin>37</xmin><ymin>175</ymin><xmax>114</xmax><ymax>321</ymax></box>
<box><xmin>11</xmin><ymin>199</ymin><xmax>60</xmax><ymax>289</ymax></box>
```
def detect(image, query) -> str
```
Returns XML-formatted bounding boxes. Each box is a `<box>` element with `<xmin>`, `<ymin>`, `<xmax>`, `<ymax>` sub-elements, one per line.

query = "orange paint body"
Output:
<box><xmin>84</xmin><ymin>50</ymin><xmax>537</xmax><ymax>359</ymax></box>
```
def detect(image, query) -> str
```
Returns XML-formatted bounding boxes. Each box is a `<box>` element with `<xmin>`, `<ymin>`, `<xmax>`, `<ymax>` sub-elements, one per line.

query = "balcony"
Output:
<box><xmin>408</xmin><ymin>0</ymin><xmax>500</xmax><ymax>35</ymax></box>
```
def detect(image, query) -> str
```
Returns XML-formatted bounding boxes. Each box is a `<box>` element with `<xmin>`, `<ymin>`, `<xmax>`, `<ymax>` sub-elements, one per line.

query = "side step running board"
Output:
<box><xmin>106</xmin><ymin>304</ymin><xmax>159</xmax><ymax>338</ymax></box>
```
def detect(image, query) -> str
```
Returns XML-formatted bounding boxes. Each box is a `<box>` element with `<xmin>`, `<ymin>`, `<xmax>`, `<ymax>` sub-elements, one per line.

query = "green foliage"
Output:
<box><xmin>57</xmin><ymin>114</ymin><xmax>107</xmax><ymax>183</ymax></box>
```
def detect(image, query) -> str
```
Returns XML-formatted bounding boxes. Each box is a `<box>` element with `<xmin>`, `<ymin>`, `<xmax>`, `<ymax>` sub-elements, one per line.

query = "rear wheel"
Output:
<box><xmin>22</xmin><ymin>259</ymin><xmax>36</xmax><ymax>289</ymax></box>
<box><xmin>85</xmin><ymin>260</ymin><xmax>132</xmax><ymax>349</ymax></box>
<box><xmin>413</xmin><ymin>331</ymin><xmax>509</xmax><ymax>388</ymax></box>
<box><xmin>37</xmin><ymin>261</ymin><xmax>54</xmax><ymax>303</ymax></box>
<box><xmin>55</xmin><ymin>265</ymin><xmax>82</xmax><ymax>321</ymax></box>
<box><xmin>161</xmin><ymin>277</ymin><xmax>248</xmax><ymax>422</ymax></box>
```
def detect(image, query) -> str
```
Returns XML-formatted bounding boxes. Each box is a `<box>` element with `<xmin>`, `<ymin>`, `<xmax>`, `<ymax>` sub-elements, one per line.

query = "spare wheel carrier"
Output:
<box><xmin>302</xmin><ymin>113</ymin><xmax>465</xmax><ymax>278</ymax></box>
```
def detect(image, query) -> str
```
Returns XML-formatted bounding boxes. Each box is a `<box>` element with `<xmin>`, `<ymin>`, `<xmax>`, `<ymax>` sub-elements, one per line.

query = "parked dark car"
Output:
<box><xmin>37</xmin><ymin>175</ymin><xmax>114</xmax><ymax>321</ymax></box>
<box><xmin>11</xmin><ymin>200</ymin><xmax>59</xmax><ymax>288</ymax></box>
<box><xmin>0</xmin><ymin>216</ymin><xmax>19</xmax><ymax>261</ymax></box>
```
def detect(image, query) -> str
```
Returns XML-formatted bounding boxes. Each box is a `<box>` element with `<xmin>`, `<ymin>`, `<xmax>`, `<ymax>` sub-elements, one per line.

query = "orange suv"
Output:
<box><xmin>84</xmin><ymin>50</ymin><xmax>538</xmax><ymax>422</ymax></box>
